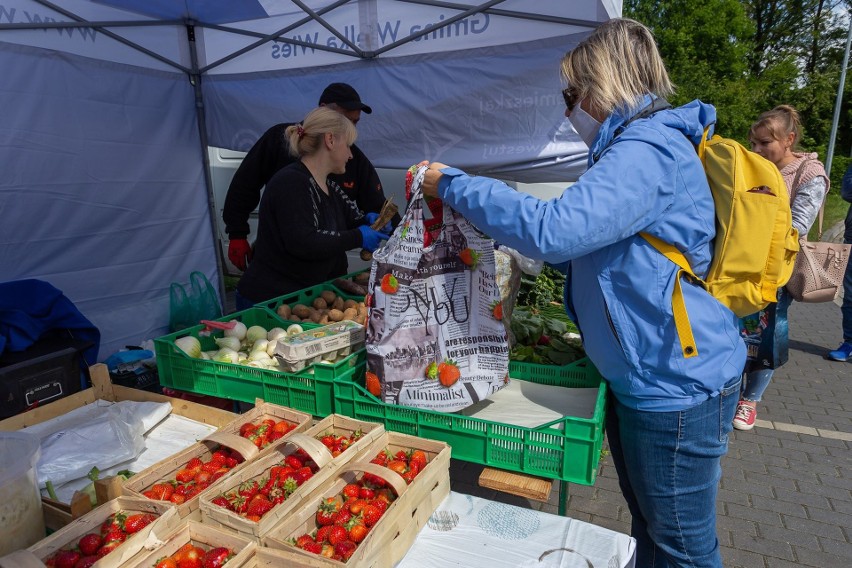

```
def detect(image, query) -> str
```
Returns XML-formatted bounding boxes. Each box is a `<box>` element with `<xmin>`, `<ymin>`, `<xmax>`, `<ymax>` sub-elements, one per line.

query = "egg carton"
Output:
<box><xmin>273</xmin><ymin>321</ymin><xmax>365</xmax><ymax>372</ymax></box>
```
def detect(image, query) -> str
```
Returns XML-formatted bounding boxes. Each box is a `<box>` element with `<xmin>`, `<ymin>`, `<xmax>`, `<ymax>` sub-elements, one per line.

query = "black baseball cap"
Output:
<box><xmin>318</xmin><ymin>83</ymin><xmax>372</xmax><ymax>114</ymax></box>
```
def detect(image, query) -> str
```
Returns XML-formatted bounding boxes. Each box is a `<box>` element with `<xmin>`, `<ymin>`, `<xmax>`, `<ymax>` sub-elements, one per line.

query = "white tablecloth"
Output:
<box><xmin>397</xmin><ymin>491</ymin><xmax>636</xmax><ymax>568</ymax></box>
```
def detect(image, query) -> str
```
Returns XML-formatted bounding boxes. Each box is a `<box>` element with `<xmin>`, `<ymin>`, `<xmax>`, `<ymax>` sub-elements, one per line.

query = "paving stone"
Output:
<box><xmin>720</xmin><ymin>545</ymin><xmax>770</xmax><ymax>568</ymax></box>
<box><xmin>818</xmin><ymin>536</ymin><xmax>852</xmax><ymax>559</ymax></box>
<box><xmin>782</xmin><ymin>514</ymin><xmax>847</xmax><ymax>540</ymax></box>
<box><xmin>772</xmin><ymin>486</ymin><xmax>832</xmax><ymax>510</ymax></box>
<box><xmin>758</xmin><ymin>524</ymin><xmax>822</xmax><ymax>551</ymax></box>
<box><xmin>791</xmin><ymin>546</ymin><xmax>851</xmax><ymax>568</ymax></box>
<box><xmin>732</xmin><ymin>532</ymin><xmax>795</xmax><ymax>560</ymax></box>
<box><xmin>726</xmin><ymin>503</ymin><xmax>784</xmax><ymax>526</ymax></box>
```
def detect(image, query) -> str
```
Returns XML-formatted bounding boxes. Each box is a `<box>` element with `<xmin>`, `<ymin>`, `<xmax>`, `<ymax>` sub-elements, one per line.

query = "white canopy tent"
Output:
<box><xmin>0</xmin><ymin>0</ymin><xmax>620</xmax><ymax>358</ymax></box>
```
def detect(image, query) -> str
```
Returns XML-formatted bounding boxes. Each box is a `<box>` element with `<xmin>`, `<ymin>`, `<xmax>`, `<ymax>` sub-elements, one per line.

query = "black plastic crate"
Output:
<box><xmin>0</xmin><ymin>337</ymin><xmax>90</xmax><ymax>418</ymax></box>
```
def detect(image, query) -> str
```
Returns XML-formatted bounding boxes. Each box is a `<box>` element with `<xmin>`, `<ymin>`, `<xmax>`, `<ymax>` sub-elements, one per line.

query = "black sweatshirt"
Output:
<box><xmin>223</xmin><ymin>123</ymin><xmax>398</xmax><ymax>239</ymax></box>
<box><xmin>236</xmin><ymin>162</ymin><xmax>366</xmax><ymax>303</ymax></box>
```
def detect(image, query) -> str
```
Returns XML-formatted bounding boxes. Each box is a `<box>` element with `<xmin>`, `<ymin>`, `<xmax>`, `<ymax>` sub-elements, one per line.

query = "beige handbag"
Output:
<box><xmin>785</xmin><ymin>162</ymin><xmax>851</xmax><ymax>302</ymax></box>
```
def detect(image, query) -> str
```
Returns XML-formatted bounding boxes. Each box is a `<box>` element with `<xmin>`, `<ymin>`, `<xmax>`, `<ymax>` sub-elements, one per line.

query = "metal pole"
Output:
<box><xmin>825</xmin><ymin>12</ymin><xmax>852</xmax><ymax>175</ymax></box>
<box><xmin>185</xmin><ymin>21</ymin><xmax>229</xmax><ymax>312</ymax></box>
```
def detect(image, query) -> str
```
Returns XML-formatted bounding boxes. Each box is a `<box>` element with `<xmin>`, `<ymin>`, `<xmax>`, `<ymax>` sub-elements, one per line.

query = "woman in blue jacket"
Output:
<box><xmin>422</xmin><ymin>18</ymin><xmax>745</xmax><ymax>568</ymax></box>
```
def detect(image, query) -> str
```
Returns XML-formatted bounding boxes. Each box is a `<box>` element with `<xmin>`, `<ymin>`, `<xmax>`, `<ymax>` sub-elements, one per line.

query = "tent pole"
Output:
<box><xmin>825</xmin><ymin>12</ymin><xmax>851</xmax><ymax>176</ymax></box>
<box><xmin>185</xmin><ymin>20</ymin><xmax>228</xmax><ymax>312</ymax></box>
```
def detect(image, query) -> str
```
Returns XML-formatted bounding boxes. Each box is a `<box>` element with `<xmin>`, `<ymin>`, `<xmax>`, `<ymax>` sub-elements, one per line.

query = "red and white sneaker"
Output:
<box><xmin>733</xmin><ymin>400</ymin><xmax>757</xmax><ymax>431</ymax></box>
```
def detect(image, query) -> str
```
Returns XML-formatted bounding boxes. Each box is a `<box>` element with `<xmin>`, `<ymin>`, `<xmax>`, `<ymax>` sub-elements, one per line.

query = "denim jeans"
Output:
<box><xmin>841</xmin><ymin>215</ymin><xmax>852</xmax><ymax>341</ymax></box>
<box><xmin>606</xmin><ymin>377</ymin><xmax>741</xmax><ymax>568</ymax></box>
<box><xmin>741</xmin><ymin>368</ymin><xmax>773</xmax><ymax>402</ymax></box>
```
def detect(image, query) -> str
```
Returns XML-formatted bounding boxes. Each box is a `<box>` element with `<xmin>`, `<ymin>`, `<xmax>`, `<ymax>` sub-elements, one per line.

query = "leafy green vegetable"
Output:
<box><xmin>509</xmin><ymin>306</ymin><xmax>585</xmax><ymax>365</ymax></box>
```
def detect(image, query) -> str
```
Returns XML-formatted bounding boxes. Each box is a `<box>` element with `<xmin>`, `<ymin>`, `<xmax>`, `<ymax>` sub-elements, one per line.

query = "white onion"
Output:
<box><xmin>286</xmin><ymin>324</ymin><xmax>304</xmax><ymax>337</ymax></box>
<box><xmin>214</xmin><ymin>336</ymin><xmax>241</xmax><ymax>351</ymax></box>
<box><xmin>266</xmin><ymin>339</ymin><xmax>278</xmax><ymax>357</ymax></box>
<box><xmin>251</xmin><ymin>339</ymin><xmax>269</xmax><ymax>353</ymax></box>
<box><xmin>267</xmin><ymin>327</ymin><xmax>287</xmax><ymax>341</ymax></box>
<box><xmin>249</xmin><ymin>351</ymin><xmax>273</xmax><ymax>363</ymax></box>
<box><xmin>175</xmin><ymin>336</ymin><xmax>201</xmax><ymax>358</ymax></box>
<box><xmin>246</xmin><ymin>325</ymin><xmax>267</xmax><ymax>344</ymax></box>
<box><xmin>213</xmin><ymin>348</ymin><xmax>239</xmax><ymax>363</ymax></box>
<box><xmin>224</xmin><ymin>320</ymin><xmax>247</xmax><ymax>340</ymax></box>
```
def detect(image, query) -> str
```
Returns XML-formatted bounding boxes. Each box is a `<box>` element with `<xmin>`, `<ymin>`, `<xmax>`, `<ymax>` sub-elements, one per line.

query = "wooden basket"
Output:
<box><xmin>8</xmin><ymin>497</ymin><xmax>179</xmax><ymax>568</ymax></box>
<box><xmin>119</xmin><ymin>520</ymin><xmax>256</xmax><ymax>568</ymax></box>
<box><xmin>211</xmin><ymin>399</ymin><xmax>313</xmax><ymax>457</ymax></box>
<box><xmin>121</xmin><ymin>430</ymin><xmax>262</xmax><ymax>518</ymax></box>
<box><xmin>198</xmin><ymin>416</ymin><xmax>385</xmax><ymax>540</ymax></box>
<box><xmin>262</xmin><ymin>432</ymin><xmax>451</xmax><ymax>567</ymax></box>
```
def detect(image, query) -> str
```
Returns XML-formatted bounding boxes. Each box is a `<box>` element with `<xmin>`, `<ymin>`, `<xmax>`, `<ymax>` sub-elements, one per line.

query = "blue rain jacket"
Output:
<box><xmin>437</xmin><ymin>98</ymin><xmax>746</xmax><ymax>411</ymax></box>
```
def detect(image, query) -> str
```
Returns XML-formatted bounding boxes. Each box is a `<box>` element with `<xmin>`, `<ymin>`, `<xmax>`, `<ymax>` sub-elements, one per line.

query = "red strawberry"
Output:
<box><xmin>53</xmin><ymin>550</ymin><xmax>81</xmax><ymax>568</ymax></box>
<box><xmin>73</xmin><ymin>556</ymin><xmax>98</xmax><ymax>568</ymax></box>
<box><xmin>362</xmin><ymin>503</ymin><xmax>382</xmax><ymax>526</ymax></box>
<box><xmin>348</xmin><ymin>523</ymin><xmax>369</xmax><ymax>543</ymax></box>
<box><xmin>315</xmin><ymin>525</ymin><xmax>333</xmax><ymax>543</ymax></box>
<box><xmin>201</xmin><ymin>547</ymin><xmax>232</xmax><ymax>568</ymax></box>
<box><xmin>335</xmin><ymin>540</ymin><xmax>358</xmax><ymax>561</ymax></box>
<box><xmin>327</xmin><ymin>525</ymin><xmax>348</xmax><ymax>545</ymax></box>
<box><xmin>437</xmin><ymin>360</ymin><xmax>460</xmax><ymax>387</ymax></box>
<box><xmin>380</xmin><ymin>273</ymin><xmax>399</xmax><ymax>294</ymax></box>
<box><xmin>459</xmin><ymin>247</ymin><xmax>480</xmax><ymax>269</ymax></box>
<box><xmin>342</xmin><ymin>483</ymin><xmax>361</xmax><ymax>500</ymax></box>
<box><xmin>77</xmin><ymin>533</ymin><xmax>102</xmax><ymax>556</ymax></box>
<box><xmin>302</xmin><ymin>541</ymin><xmax>323</xmax><ymax>555</ymax></box>
<box><xmin>124</xmin><ymin>513</ymin><xmax>156</xmax><ymax>534</ymax></box>
<box><xmin>365</xmin><ymin>371</ymin><xmax>382</xmax><ymax>397</ymax></box>
<box><xmin>246</xmin><ymin>496</ymin><xmax>274</xmax><ymax>519</ymax></box>
<box><xmin>295</xmin><ymin>534</ymin><xmax>315</xmax><ymax>549</ymax></box>
<box><xmin>96</xmin><ymin>541</ymin><xmax>122</xmax><ymax>559</ymax></box>
<box><xmin>284</xmin><ymin>455</ymin><xmax>304</xmax><ymax>470</ymax></box>
<box><xmin>409</xmin><ymin>450</ymin><xmax>428</xmax><ymax>471</ymax></box>
<box><xmin>238</xmin><ymin>480</ymin><xmax>259</xmax><ymax>499</ymax></box>
<box><xmin>102</xmin><ymin>527</ymin><xmax>126</xmax><ymax>545</ymax></box>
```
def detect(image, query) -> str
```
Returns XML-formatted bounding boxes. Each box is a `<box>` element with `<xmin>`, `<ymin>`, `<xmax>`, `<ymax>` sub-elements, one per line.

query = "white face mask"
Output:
<box><xmin>570</xmin><ymin>105</ymin><xmax>603</xmax><ymax>148</ymax></box>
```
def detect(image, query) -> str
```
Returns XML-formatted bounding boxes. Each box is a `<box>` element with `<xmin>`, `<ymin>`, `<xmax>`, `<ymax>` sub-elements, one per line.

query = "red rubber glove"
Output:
<box><xmin>228</xmin><ymin>238</ymin><xmax>252</xmax><ymax>271</ymax></box>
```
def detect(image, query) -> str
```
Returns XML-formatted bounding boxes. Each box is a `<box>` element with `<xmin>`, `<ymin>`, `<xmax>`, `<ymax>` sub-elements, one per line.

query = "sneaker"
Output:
<box><xmin>827</xmin><ymin>342</ymin><xmax>852</xmax><ymax>362</ymax></box>
<box><xmin>733</xmin><ymin>400</ymin><xmax>757</xmax><ymax>431</ymax></box>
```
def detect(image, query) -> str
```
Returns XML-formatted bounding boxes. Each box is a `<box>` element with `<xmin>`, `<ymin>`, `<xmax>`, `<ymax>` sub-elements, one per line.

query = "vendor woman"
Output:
<box><xmin>235</xmin><ymin>107</ymin><xmax>389</xmax><ymax>309</ymax></box>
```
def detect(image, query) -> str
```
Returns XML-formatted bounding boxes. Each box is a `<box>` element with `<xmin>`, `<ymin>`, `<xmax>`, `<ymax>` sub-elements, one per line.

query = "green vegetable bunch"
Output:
<box><xmin>509</xmin><ymin>306</ymin><xmax>584</xmax><ymax>365</ymax></box>
<box><xmin>517</xmin><ymin>265</ymin><xmax>566</xmax><ymax>309</ymax></box>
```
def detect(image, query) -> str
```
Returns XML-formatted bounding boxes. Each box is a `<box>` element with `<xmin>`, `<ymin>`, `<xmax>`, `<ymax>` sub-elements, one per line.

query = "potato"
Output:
<box><xmin>342</xmin><ymin>307</ymin><xmax>358</xmax><ymax>321</ymax></box>
<box><xmin>312</xmin><ymin>297</ymin><xmax>328</xmax><ymax>310</ymax></box>
<box><xmin>309</xmin><ymin>310</ymin><xmax>323</xmax><ymax>323</ymax></box>
<box><xmin>276</xmin><ymin>304</ymin><xmax>292</xmax><ymax>319</ymax></box>
<box><xmin>354</xmin><ymin>313</ymin><xmax>367</xmax><ymax>325</ymax></box>
<box><xmin>293</xmin><ymin>304</ymin><xmax>312</xmax><ymax>319</ymax></box>
<box><xmin>319</xmin><ymin>314</ymin><xmax>330</xmax><ymax>324</ymax></box>
<box><xmin>321</xmin><ymin>290</ymin><xmax>337</xmax><ymax>304</ymax></box>
<box><xmin>328</xmin><ymin>308</ymin><xmax>344</xmax><ymax>322</ymax></box>
<box><xmin>343</xmin><ymin>299</ymin><xmax>358</xmax><ymax>310</ymax></box>
<box><xmin>354</xmin><ymin>271</ymin><xmax>370</xmax><ymax>285</ymax></box>
<box><xmin>332</xmin><ymin>296</ymin><xmax>345</xmax><ymax>311</ymax></box>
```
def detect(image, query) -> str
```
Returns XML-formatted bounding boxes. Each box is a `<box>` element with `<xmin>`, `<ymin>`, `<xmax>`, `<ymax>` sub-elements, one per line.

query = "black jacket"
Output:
<box><xmin>237</xmin><ymin>162</ymin><xmax>366</xmax><ymax>303</ymax></box>
<box><xmin>223</xmin><ymin>123</ymin><xmax>397</xmax><ymax>238</ymax></box>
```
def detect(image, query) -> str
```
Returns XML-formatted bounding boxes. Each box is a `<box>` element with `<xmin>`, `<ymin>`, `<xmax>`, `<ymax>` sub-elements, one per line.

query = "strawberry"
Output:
<box><xmin>186</xmin><ymin>457</ymin><xmax>203</xmax><ymax>470</ymax></box>
<box><xmin>155</xmin><ymin>558</ymin><xmax>178</xmax><ymax>568</ymax></box>
<box><xmin>52</xmin><ymin>550</ymin><xmax>81</xmax><ymax>568</ymax></box>
<box><xmin>210</xmin><ymin>450</ymin><xmax>229</xmax><ymax>464</ymax></box>
<box><xmin>175</xmin><ymin>468</ymin><xmax>196</xmax><ymax>483</ymax></box>
<box><xmin>348</xmin><ymin>523</ymin><xmax>369</xmax><ymax>543</ymax></box>
<box><xmin>315</xmin><ymin>496</ymin><xmax>342</xmax><ymax>526</ymax></box>
<box><xmin>295</xmin><ymin>534</ymin><xmax>315</xmax><ymax>549</ymax></box>
<box><xmin>302</xmin><ymin>541</ymin><xmax>323</xmax><ymax>555</ymax></box>
<box><xmin>335</xmin><ymin>540</ymin><xmax>358</xmax><ymax>561</ymax></box>
<box><xmin>124</xmin><ymin>513</ymin><xmax>156</xmax><ymax>534</ymax></box>
<box><xmin>491</xmin><ymin>300</ymin><xmax>503</xmax><ymax>320</ymax></box>
<box><xmin>424</xmin><ymin>361</ymin><xmax>438</xmax><ymax>379</ymax></box>
<box><xmin>273</xmin><ymin>420</ymin><xmax>293</xmax><ymax>434</ymax></box>
<box><xmin>201</xmin><ymin>548</ymin><xmax>232</xmax><ymax>568</ymax></box>
<box><xmin>380</xmin><ymin>273</ymin><xmax>399</xmax><ymax>294</ymax></box>
<box><xmin>315</xmin><ymin>525</ymin><xmax>333</xmax><ymax>543</ymax></box>
<box><xmin>402</xmin><ymin>469</ymin><xmax>418</xmax><ymax>484</ymax></box>
<box><xmin>238</xmin><ymin>480</ymin><xmax>259</xmax><ymax>500</ymax></box>
<box><xmin>100</xmin><ymin>512</ymin><xmax>127</xmax><ymax>535</ymax></box>
<box><xmin>284</xmin><ymin>454</ymin><xmax>304</xmax><ymax>470</ymax></box>
<box><xmin>327</xmin><ymin>525</ymin><xmax>348</xmax><ymax>545</ymax></box>
<box><xmin>148</xmin><ymin>482</ymin><xmax>174</xmax><ymax>501</ymax></box>
<box><xmin>293</xmin><ymin>466</ymin><xmax>314</xmax><ymax>485</ymax></box>
<box><xmin>96</xmin><ymin>541</ymin><xmax>122</xmax><ymax>559</ymax></box>
<box><xmin>370</xmin><ymin>498</ymin><xmax>388</xmax><ymax>515</ymax></box>
<box><xmin>102</xmin><ymin>526</ymin><xmax>126</xmax><ymax>544</ymax></box>
<box><xmin>73</xmin><ymin>556</ymin><xmax>98</xmax><ymax>568</ymax></box>
<box><xmin>362</xmin><ymin>503</ymin><xmax>382</xmax><ymax>526</ymax></box>
<box><xmin>77</xmin><ymin>533</ymin><xmax>102</xmax><ymax>556</ymax></box>
<box><xmin>409</xmin><ymin>450</ymin><xmax>428</xmax><ymax>471</ymax></box>
<box><xmin>459</xmin><ymin>247</ymin><xmax>480</xmax><ymax>269</ymax></box>
<box><xmin>386</xmin><ymin>460</ymin><xmax>407</xmax><ymax>475</ymax></box>
<box><xmin>342</xmin><ymin>483</ymin><xmax>361</xmax><ymax>500</ymax></box>
<box><xmin>437</xmin><ymin>360</ymin><xmax>460</xmax><ymax>387</ymax></box>
<box><xmin>246</xmin><ymin>496</ymin><xmax>274</xmax><ymax>519</ymax></box>
<box><xmin>365</xmin><ymin>371</ymin><xmax>382</xmax><ymax>397</ymax></box>
<box><xmin>347</xmin><ymin>498</ymin><xmax>367</xmax><ymax>515</ymax></box>
<box><xmin>358</xmin><ymin>486</ymin><xmax>375</xmax><ymax>500</ymax></box>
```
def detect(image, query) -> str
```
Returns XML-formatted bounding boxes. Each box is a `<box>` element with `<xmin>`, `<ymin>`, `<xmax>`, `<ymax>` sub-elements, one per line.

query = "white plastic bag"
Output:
<box><xmin>35</xmin><ymin>403</ymin><xmax>145</xmax><ymax>488</ymax></box>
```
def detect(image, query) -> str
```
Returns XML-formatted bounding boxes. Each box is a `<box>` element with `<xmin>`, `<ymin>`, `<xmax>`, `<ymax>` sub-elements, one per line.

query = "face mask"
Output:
<box><xmin>570</xmin><ymin>105</ymin><xmax>603</xmax><ymax>148</ymax></box>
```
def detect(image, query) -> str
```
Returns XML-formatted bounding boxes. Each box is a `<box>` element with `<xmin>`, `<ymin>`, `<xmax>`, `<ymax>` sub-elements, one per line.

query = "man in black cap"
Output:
<box><xmin>223</xmin><ymin>83</ymin><xmax>395</xmax><ymax>271</ymax></box>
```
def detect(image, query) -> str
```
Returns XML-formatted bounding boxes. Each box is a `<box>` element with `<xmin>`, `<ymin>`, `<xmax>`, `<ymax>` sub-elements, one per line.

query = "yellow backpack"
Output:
<box><xmin>641</xmin><ymin>130</ymin><xmax>800</xmax><ymax>358</ymax></box>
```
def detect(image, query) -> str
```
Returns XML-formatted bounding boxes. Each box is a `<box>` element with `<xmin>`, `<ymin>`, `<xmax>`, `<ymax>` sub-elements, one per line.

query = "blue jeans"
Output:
<box><xmin>841</xmin><ymin>211</ymin><xmax>852</xmax><ymax>341</ymax></box>
<box><xmin>606</xmin><ymin>377</ymin><xmax>741</xmax><ymax>568</ymax></box>
<box><xmin>741</xmin><ymin>368</ymin><xmax>773</xmax><ymax>402</ymax></box>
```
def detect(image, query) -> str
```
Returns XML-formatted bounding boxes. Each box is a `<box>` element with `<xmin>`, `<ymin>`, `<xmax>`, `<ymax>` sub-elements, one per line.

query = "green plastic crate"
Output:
<box><xmin>154</xmin><ymin>307</ymin><xmax>361</xmax><ymax>417</ymax></box>
<box><xmin>334</xmin><ymin>357</ymin><xmax>607</xmax><ymax>485</ymax></box>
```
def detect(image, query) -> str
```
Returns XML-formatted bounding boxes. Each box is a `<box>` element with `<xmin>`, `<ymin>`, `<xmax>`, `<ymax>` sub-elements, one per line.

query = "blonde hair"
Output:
<box><xmin>748</xmin><ymin>105</ymin><xmax>802</xmax><ymax>150</ymax></box>
<box><xmin>286</xmin><ymin>107</ymin><xmax>357</xmax><ymax>158</ymax></box>
<box><xmin>560</xmin><ymin>18</ymin><xmax>674</xmax><ymax>116</ymax></box>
